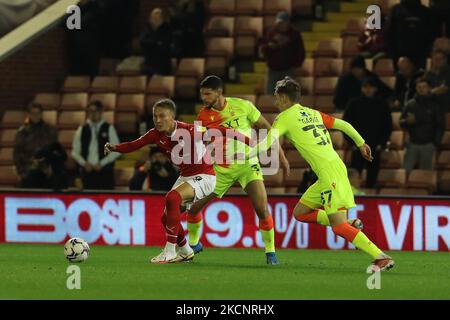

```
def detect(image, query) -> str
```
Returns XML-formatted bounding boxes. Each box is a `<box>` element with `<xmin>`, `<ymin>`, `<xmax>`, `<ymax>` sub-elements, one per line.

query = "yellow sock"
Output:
<box><xmin>187</xmin><ymin>221</ymin><xmax>202</xmax><ymax>246</ymax></box>
<box><xmin>316</xmin><ymin>209</ymin><xmax>330</xmax><ymax>226</ymax></box>
<box><xmin>260</xmin><ymin>228</ymin><xmax>275</xmax><ymax>253</ymax></box>
<box><xmin>352</xmin><ymin>232</ymin><xmax>382</xmax><ymax>259</ymax></box>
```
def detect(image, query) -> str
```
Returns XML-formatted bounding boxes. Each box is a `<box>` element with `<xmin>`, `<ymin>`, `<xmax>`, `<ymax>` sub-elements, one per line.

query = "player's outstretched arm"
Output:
<box><xmin>331</xmin><ymin>118</ymin><xmax>373</xmax><ymax>162</ymax></box>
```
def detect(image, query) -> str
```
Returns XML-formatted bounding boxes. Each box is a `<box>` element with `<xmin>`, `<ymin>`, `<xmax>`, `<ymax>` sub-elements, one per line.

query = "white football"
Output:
<box><xmin>64</xmin><ymin>237</ymin><xmax>90</xmax><ymax>263</ymax></box>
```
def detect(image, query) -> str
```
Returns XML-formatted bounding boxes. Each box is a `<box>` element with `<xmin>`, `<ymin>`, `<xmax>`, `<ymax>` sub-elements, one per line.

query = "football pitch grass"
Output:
<box><xmin>0</xmin><ymin>244</ymin><xmax>449</xmax><ymax>300</ymax></box>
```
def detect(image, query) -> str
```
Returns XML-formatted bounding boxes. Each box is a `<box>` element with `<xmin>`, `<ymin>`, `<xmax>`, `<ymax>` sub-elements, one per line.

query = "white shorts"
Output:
<box><xmin>171</xmin><ymin>174</ymin><xmax>216</xmax><ymax>209</ymax></box>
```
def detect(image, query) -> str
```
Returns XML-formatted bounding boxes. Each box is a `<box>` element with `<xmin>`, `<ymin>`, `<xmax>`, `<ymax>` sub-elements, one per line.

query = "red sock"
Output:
<box><xmin>164</xmin><ymin>190</ymin><xmax>183</xmax><ymax>244</ymax></box>
<box><xmin>332</xmin><ymin>222</ymin><xmax>360</xmax><ymax>242</ymax></box>
<box><xmin>259</xmin><ymin>214</ymin><xmax>274</xmax><ymax>231</ymax></box>
<box><xmin>295</xmin><ymin>209</ymin><xmax>319</xmax><ymax>223</ymax></box>
<box><xmin>187</xmin><ymin>211</ymin><xmax>203</xmax><ymax>224</ymax></box>
<box><xmin>161</xmin><ymin>215</ymin><xmax>187</xmax><ymax>247</ymax></box>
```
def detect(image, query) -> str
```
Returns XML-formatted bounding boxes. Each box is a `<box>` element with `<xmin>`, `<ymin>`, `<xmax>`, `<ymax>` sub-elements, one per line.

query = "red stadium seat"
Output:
<box><xmin>236</xmin><ymin>0</ymin><xmax>263</xmax><ymax>15</ymax></box>
<box><xmin>116</xmin><ymin>94</ymin><xmax>145</xmax><ymax>113</ymax></box>
<box><xmin>60</xmin><ymin>93</ymin><xmax>89</xmax><ymax>111</ymax></box>
<box><xmin>296</xmin><ymin>58</ymin><xmax>315</xmax><ymax>77</ymax></box>
<box><xmin>175</xmin><ymin>58</ymin><xmax>205</xmax><ymax>99</ymax></box>
<box><xmin>205</xmin><ymin>56</ymin><xmax>228</xmax><ymax>78</ymax></box>
<box><xmin>440</xmin><ymin>131</ymin><xmax>450</xmax><ymax>149</ymax></box>
<box><xmin>42</xmin><ymin>110</ymin><xmax>57</xmax><ymax>127</ymax></box>
<box><xmin>118</xmin><ymin>76</ymin><xmax>147</xmax><ymax>93</ymax></box>
<box><xmin>33</xmin><ymin>93</ymin><xmax>61</xmax><ymax>110</ymax></box>
<box><xmin>379</xmin><ymin>150</ymin><xmax>404</xmax><ymax>169</ymax></box>
<box><xmin>437</xmin><ymin>151</ymin><xmax>450</xmax><ymax>169</ymax></box>
<box><xmin>313</xmin><ymin>39</ymin><xmax>343</xmax><ymax>58</ymax></box>
<box><xmin>206</xmin><ymin>37</ymin><xmax>235</xmax><ymax>60</ymax></box>
<box><xmin>341</xmin><ymin>18</ymin><xmax>366</xmax><ymax>37</ymax></box>
<box><xmin>292</xmin><ymin>0</ymin><xmax>313</xmax><ymax>16</ymax></box>
<box><xmin>406</xmin><ymin>169</ymin><xmax>437</xmax><ymax>192</ymax></box>
<box><xmin>314</xmin><ymin>58</ymin><xmax>344</xmax><ymax>77</ymax></box>
<box><xmin>205</xmin><ymin>16</ymin><xmax>235</xmax><ymax>37</ymax></box>
<box><xmin>263</xmin><ymin>0</ymin><xmax>292</xmax><ymax>15</ymax></box>
<box><xmin>373</xmin><ymin>59</ymin><xmax>395</xmax><ymax>77</ymax></box>
<box><xmin>208</xmin><ymin>0</ymin><xmax>236</xmax><ymax>15</ymax></box>
<box><xmin>0</xmin><ymin>129</ymin><xmax>17</xmax><ymax>147</ymax></box>
<box><xmin>300</xmin><ymin>95</ymin><xmax>315</xmax><ymax>107</ymax></box>
<box><xmin>62</xmin><ymin>76</ymin><xmax>91</xmax><ymax>93</ymax></box>
<box><xmin>297</xmin><ymin>77</ymin><xmax>314</xmax><ymax>95</ymax></box>
<box><xmin>235</xmin><ymin>17</ymin><xmax>263</xmax><ymax>57</ymax></box>
<box><xmin>342</xmin><ymin>36</ymin><xmax>359</xmax><ymax>57</ymax></box>
<box><xmin>1</xmin><ymin>110</ymin><xmax>25</xmax><ymax>129</ymax></box>
<box><xmin>0</xmin><ymin>165</ymin><xmax>18</xmax><ymax>186</ymax></box>
<box><xmin>89</xmin><ymin>93</ymin><xmax>117</xmax><ymax>111</ymax></box>
<box><xmin>114</xmin><ymin>112</ymin><xmax>138</xmax><ymax>136</ymax></box>
<box><xmin>438</xmin><ymin>170</ymin><xmax>450</xmax><ymax>193</ymax></box>
<box><xmin>315</xmin><ymin>95</ymin><xmax>335</xmax><ymax>113</ymax></box>
<box><xmin>257</xmin><ymin>95</ymin><xmax>278</xmax><ymax>113</ymax></box>
<box><xmin>314</xmin><ymin>77</ymin><xmax>338</xmax><ymax>95</ymax></box>
<box><xmin>90</xmin><ymin>76</ymin><xmax>119</xmax><ymax>93</ymax></box>
<box><xmin>0</xmin><ymin>148</ymin><xmax>14</xmax><ymax>165</ymax></box>
<box><xmin>286</xmin><ymin>149</ymin><xmax>308</xmax><ymax>168</ymax></box>
<box><xmin>388</xmin><ymin>131</ymin><xmax>405</xmax><ymax>150</ymax></box>
<box><xmin>377</xmin><ymin>169</ymin><xmax>406</xmax><ymax>187</ymax></box>
<box><xmin>57</xmin><ymin>111</ymin><xmax>86</xmax><ymax>130</ymax></box>
<box><xmin>146</xmin><ymin>76</ymin><xmax>175</xmax><ymax>97</ymax></box>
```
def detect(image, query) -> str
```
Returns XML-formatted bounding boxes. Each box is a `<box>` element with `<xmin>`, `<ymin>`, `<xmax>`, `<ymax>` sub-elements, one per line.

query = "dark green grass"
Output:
<box><xmin>0</xmin><ymin>244</ymin><xmax>449</xmax><ymax>300</ymax></box>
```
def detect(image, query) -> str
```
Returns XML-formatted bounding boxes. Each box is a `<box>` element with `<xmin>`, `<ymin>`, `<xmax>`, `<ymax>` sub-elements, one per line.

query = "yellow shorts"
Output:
<box><xmin>300</xmin><ymin>160</ymin><xmax>356</xmax><ymax>214</ymax></box>
<box><xmin>213</xmin><ymin>162</ymin><xmax>264</xmax><ymax>198</ymax></box>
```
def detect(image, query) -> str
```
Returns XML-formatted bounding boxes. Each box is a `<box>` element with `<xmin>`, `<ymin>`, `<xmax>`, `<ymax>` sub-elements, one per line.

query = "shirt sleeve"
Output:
<box><xmin>100</xmin><ymin>125</ymin><xmax>122</xmax><ymax>167</ymax></box>
<box><xmin>319</xmin><ymin>112</ymin><xmax>336</xmax><ymax>129</ymax></box>
<box><xmin>332</xmin><ymin>118</ymin><xmax>365</xmax><ymax>147</ymax></box>
<box><xmin>71</xmin><ymin>126</ymin><xmax>86</xmax><ymax>167</ymax></box>
<box><xmin>115</xmin><ymin>129</ymin><xmax>157</xmax><ymax>153</ymax></box>
<box><xmin>248</xmin><ymin>114</ymin><xmax>286</xmax><ymax>158</ymax></box>
<box><xmin>246</xmin><ymin>101</ymin><xmax>262</xmax><ymax>124</ymax></box>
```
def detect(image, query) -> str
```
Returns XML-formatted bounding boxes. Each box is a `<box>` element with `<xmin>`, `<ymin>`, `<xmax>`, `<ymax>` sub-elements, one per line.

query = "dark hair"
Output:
<box><xmin>350</xmin><ymin>55</ymin><xmax>366</xmax><ymax>69</ymax></box>
<box><xmin>153</xmin><ymin>98</ymin><xmax>177</xmax><ymax>114</ymax></box>
<box><xmin>274</xmin><ymin>76</ymin><xmax>301</xmax><ymax>102</ymax></box>
<box><xmin>87</xmin><ymin>100</ymin><xmax>103</xmax><ymax>111</ymax></box>
<box><xmin>361</xmin><ymin>77</ymin><xmax>378</xmax><ymax>87</ymax></box>
<box><xmin>200</xmin><ymin>75</ymin><xmax>223</xmax><ymax>91</ymax></box>
<box><xmin>27</xmin><ymin>102</ymin><xmax>42</xmax><ymax>113</ymax></box>
<box><xmin>415</xmin><ymin>76</ymin><xmax>431</xmax><ymax>86</ymax></box>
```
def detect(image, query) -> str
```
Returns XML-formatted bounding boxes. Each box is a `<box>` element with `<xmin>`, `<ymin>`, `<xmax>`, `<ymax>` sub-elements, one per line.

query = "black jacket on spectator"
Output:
<box><xmin>334</xmin><ymin>71</ymin><xmax>392</xmax><ymax>111</ymax></box>
<box><xmin>394</xmin><ymin>68</ymin><xmax>425</xmax><ymax>108</ymax></box>
<box><xmin>344</xmin><ymin>95</ymin><xmax>393</xmax><ymax>148</ymax></box>
<box><xmin>140</xmin><ymin>22</ymin><xmax>172</xmax><ymax>75</ymax></box>
<box><xmin>385</xmin><ymin>0</ymin><xmax>432</xmax><ymax>69</ymax></box>
<box><xmin>400</xmin><ymin>94</ymin><xmax>445</xmax><ymax>145</ymax></box>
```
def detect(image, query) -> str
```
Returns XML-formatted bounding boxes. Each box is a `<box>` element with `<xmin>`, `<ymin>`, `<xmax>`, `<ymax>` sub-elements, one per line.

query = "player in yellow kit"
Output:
<box><xmin>186</xmin><ymin>75</ymin><xmax>290</xmax><ymax>265</ymax></box>
<box><xmin>250</xmin><ymin>77</ymin><xmax>394</xmax><ymax>271</ymax></box>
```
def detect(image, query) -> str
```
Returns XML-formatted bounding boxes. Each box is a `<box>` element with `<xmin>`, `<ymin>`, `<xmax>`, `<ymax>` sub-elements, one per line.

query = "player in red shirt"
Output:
<box><xmin>105</xmin><ymin>99</ymin><xmax>251</xmax><ymax>263</ymax></box>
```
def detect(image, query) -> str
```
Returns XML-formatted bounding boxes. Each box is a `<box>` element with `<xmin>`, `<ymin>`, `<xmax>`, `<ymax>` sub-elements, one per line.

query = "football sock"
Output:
<box><xmin>295</xmin><ymin>209</ymin><xmax>330</xmax><ymax>226</ymax></box>
<box><xmin>259</xmin><ymin>215</ymin><xmax>275</xmax><ymax>253</ymax></box>
<box><xmin>179</xmin><ymin>242</ymin><xmax>193</xmax><ymax>255</ymax></box>
<box><xmin>332</xmin><ymin>222</ymin><xmax>382</xmax><ymax>259</ymax></box>
<box><xmin>164</xmin><ymin>242</ymin><xmax>176</xmax><ymax>254</ymax></box>
<box><xmin>187</xmin><ymin>211</ymin><xmax>203</xmax><ymax>246</ymax></box>
<box><xmin>177</xmin><ymin>223</ymin><xmax>187</xmax><ymax>247</ymax></box>
<box><xmin>165</xmin><ymin>190</ymin><xmax>183</xmax><ymax>244</ymax></box>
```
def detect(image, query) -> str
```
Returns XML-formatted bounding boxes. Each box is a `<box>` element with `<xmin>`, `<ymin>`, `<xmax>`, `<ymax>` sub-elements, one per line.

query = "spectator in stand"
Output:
<box><xmin>72</xmin><ymin>101</ymin><xmax>121</xmax><ymax>190</ymax></box>
<box><xmin>344</xmin><ymin>78</ymin><xmax>393</xmax><ymax>187</ymax></box>
<box><xmin>261</xmin><ymin>11</ymin><xmax>305</xmax><ymax>94</ymax></box>
<box><xmin>66</xmin><ymin>0</ymin><xmax>101</xmax><ymax>76</ymax></box>
<box><xmin>13</xmin><ymin>102</ymin><xmax>58</xmax><ymax>186</ymax></box>
<box><xmin>334</xmin><ymin>55</ymin><xmax>392</xmax><ymax>111</ymax></box>
<box><xmin>97</xmin><ymin>0</ymin><xmax>139</xmax><ymax>59</ymax></box>
<box><xmin>140</xmin><ymin>8</ymin><xmax>172</xmax><ymax>76</ymax></box>
<box><xmin>385</xmin><ymin>0</ymin><xmax>433</xmax><ymax>70</ymax></box>
<box><xmin>429</xmin><ymin>0</ymin><xmax>450</xmax><ymax>39</ymax></box>
<box><xmin>393</xmin><ymin>57</ymin><xmax>425</xmax><ymax>110</ymax></box>
<box><xmin>129</xmin><ymin>147</ymin><xmax>178</xmax><ymax>191</ymax></box>
<box><xmin>170</xmin><ymin>0</ymin><xmax>206</xmax><ymax>57</ymax></box>
<box><xmin>424</xmin><ymin>49</ymin><xmax>450</xmax><ymax>112</ymax></box>
<box><xmin>358</xmin><ymin>16</ymin><xmax>387</xmax><ymax>61</ymax></box>
<box><xmin>20</xmin><ymin>141</ymin><xmax>69</xmax><ymax>190</ymax></box>
<box><xmin>400</xmin><ymin>77</ymin><xmax>445</xmax><ymax>174</ymax></box>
